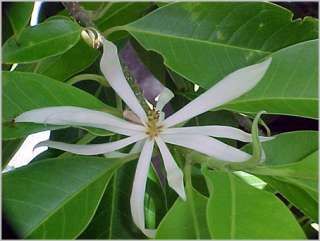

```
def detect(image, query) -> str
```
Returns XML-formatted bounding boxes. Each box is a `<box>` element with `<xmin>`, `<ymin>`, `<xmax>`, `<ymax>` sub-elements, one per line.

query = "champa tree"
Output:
<box><xmin>2</xmin><ymin>2</ymin><xmax>318</xmax><ymax>239</ymax></box>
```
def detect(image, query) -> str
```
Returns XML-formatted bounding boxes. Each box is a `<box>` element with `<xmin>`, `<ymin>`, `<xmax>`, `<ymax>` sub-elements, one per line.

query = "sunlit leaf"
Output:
<box><xmin>3</xmin><ymin>156</ymin><xmax>124</xmax><ymax>238</ymax></box>
<box><xmin>204</xmin><ymin>170</ymin><xmax>306</xmax><ymax>239</ymax></box>
<box><xmin>3</xmin><ymin>19</ymin><xmax>81</xmax><ymax>64</ymax></box>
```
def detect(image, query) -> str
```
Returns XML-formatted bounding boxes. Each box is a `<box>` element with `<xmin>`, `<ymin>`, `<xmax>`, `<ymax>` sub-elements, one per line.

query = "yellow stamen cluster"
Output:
<box><xmin>146</xmin><ymin>109</ymin><xmax>163</xmax><ymax>139</ymax></box>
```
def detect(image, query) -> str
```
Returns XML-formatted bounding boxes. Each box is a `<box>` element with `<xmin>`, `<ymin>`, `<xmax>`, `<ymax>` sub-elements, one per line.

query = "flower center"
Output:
<box><xmin>146</xmin><ymin>109</ymin><xmax>163</xmax><ymax>138</ymax></box>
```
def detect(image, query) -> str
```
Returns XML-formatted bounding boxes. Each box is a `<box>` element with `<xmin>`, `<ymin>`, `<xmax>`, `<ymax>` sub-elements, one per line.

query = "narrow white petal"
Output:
<box><xmin>163</xmin><ymin>58</ymin><xmax>272</xmax><ymax>127</ymax></box>
<box><xmin>161</xmin><ymin>134</ymin><xmax>250</xmax><ymax>162</ymax></box>
<box><xmin>155</xmin><ymin>137</ymin><xmax>186</xmax><ymax>200</ymax></box>
<box><xmin>15</xmin><ymin>106</ymin><xmax>145</xmax><ymax>136</ymax></box>
<box><xmin>163</xmin><ymin>126</ymin><xmax>274</xmax><ymax>142</ymax></box>
<box><xmin>100</xmin><ymin>38</ymin><xmax>147</xmax><ymax>122</ymax></box>
<box><xmin>35</xmin><ymin>134</ymin><xmax>146</xmax><ymax>155</ymax></box>
<box><xmin>155</xmin><ymin>87</ymin><xmax>174</xmax><ymax>111</ymax></box>
<box><xmin>130</xmin><ymin>139</ymin><xmax>156</xmax><ymax>238</ymax></box>
<box><xmin>104</xmin><ymin>140</ymin><xmax>144</xmax><ymax>158</ymax></box>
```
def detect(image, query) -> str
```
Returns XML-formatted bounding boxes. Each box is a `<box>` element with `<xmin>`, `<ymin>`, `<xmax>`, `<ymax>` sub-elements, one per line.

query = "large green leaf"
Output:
<box><xmin>5</xmin><ymin>2</ymin><xmax>34</xmax><ymax>39</ymax></box>
<box><xmin>34</xmin><ymin>39</ymin><xmax>99</xmax><ymax>81</ymax></box>
<box><xmin>180</xmin><ymin>39</ymin><xmax>317</xmax><ymax>118</ymax></box>
<box><xmin>3</xmin><ymin>156</ymin><xmax>123</xmax><ymax>238</ymax></box>
<box><xmin>3</xmin><ymin>19</ymin><xmax>81</xmax><ymax>64</ymax></box>
<box><xmin>2</xmin><ymin>71</ymin><xmax>118</xmax><ymax>140</ymax></box>
<box><xmin>156</xmin><ymin>188</ymin><xmax>210</xmax><ymax>239</ymax></box>
<box><xmin>223</xmin><ymin>40</ymin><xmax>318</xmax><ymax>119</ymax></box>
<box><xmin>243</xmin><ymin>130</ymin><xmax>318</xmax><ymax>166</ymax></box>
<box><xmin>252</xmin><ymin>151</ymin><xmax>318</xmax><ymax>199</ymax></box>
<box><xmin>80</xmin><ymin>160</ymin><xmax>144</xmax><ymax>239</ymax></box>
<box><xmin>204</xmin><ymin>170</ymin><xmax>305</xmax><ymax>239</ymax></box>
<box><xmin>259</xmin><ymin>175</ymin><xmax>318</xmax><ymax>222</ymax></box>
<box><xmin>122</xmin><ymin>2</ymin><xmax>317</xmax><ymax>88</ymax></box>
<box><xmin>243</xmin><ymin>131</ymin><xmax>318</xmax><ymax>212</ymax></box>
<box><xmin>2</xmin><ymin>138</ymin><xmax>24</xmax><ymax>168</ymax></box>
<box><xmin>95</xmin><ymin>2</ymin><xmax>151</xmax><ymax>42</ymax></box>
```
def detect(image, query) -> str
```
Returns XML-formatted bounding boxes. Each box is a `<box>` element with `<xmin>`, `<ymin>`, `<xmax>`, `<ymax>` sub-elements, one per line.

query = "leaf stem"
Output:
<box><xmin>65</xmin><ymin>74</ymin><xmax>109</xmax><ymax>87</ymax></box>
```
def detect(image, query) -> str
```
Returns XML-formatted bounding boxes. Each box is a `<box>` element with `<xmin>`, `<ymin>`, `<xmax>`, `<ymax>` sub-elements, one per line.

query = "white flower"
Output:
<box><xmin>15</xmin><ymin>37</ymin><xmax>272</xmax><ymax>238</ymax></box>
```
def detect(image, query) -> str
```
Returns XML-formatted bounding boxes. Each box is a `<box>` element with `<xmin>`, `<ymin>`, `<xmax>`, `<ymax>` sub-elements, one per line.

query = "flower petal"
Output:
<box><xmin>155</xmin><ymin>87</ymin><xmax>174</xmax><ymax>111</ymax></box>
<box><xmin>161</xmin><ymin>134</ymin><xmax>250</xmax><ymax>162</ymax></box>
<box><xmin>104</xmin><ymin>140</ymin><xmax>144</xmax><ymax>158</ymax></box>
<box><xmin>155</xmin><ymin>137</ymin><xmax>186</xmax><ymax>200</ymax></box>
<box><xmin>163</xmin><ymin>126</ymin><xmax>274</xmax><ymax>142</ymax></box>
<box><xmin>163</xmin><ymin>58</ymin><xmax>272</xmax><ymax>127</ymax></box>
<box><xmin>15</xmin><ymin>106</ymin><xmax>144</xmax><ymax>136</ymax></box>
<box><xmin>35</xmin><ymin>134</ymin><xmax>146</xmax><ymax>155</ymax></box>
<box><xmin>100</xmin><ymin>38</ymin><xmax>148</xmax><ymax>123</ymax></box>
<box><xmin>130</xmin><ymin>139</ymin><xmax>156</xmax><ymax>238</ymax></box>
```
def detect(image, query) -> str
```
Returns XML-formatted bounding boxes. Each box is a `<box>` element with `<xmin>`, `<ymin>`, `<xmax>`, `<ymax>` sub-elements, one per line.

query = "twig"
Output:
<box><xmin>61</xmin><ymin>2</ymin><xmax>94</xmax><ymax>27</ymax></box>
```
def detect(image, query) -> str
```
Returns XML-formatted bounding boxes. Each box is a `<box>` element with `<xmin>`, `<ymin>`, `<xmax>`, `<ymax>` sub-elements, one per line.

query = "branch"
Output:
<box><xmin>61</xmin><ymin>2</ymin><xmax>94</xmax><ymax>27</ymax></box>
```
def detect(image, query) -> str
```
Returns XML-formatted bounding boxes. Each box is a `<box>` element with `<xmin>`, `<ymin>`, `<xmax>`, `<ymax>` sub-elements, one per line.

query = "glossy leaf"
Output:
<box><xmin>223</xmin><ymin>40</ymin><xmax>318</xmax><ymax>119</ymax></box>
<box><xmin>2</xmin><ymin>3</ymin><xmax>14</xmax><ymax>44</ymax></box>
<box><xmin>259</xmin><ymin>175</ymin><xmax>318</xmax><ymax>222</ymax></box>
<box><xmin>5</xmin><ymin>2</ymin><xmax>33</xmax><ymax>38</ymax></box>
<box><xmin>96</xmin><ymin>2</ymin><xmax>151</xmax><ymax>42</ymax></box>
<box><xmin>34</xmin><ymin>39</ymin><xmax>99</xmax><ymax>81</ymax></box>
<box><xmin>182</xmin><ymin>40</ymin><xmax>318</xmax><ymax>118</ymax></box>
<box><xmin>156</xmin><ymin>188</ymin><xmax>210</xmax><ymax>239</ymax></box>
<box><xmin>123</xmin><ymin>2</ymin><xmax>318</xmax><ymax>88</ymax></box>
<box><xmin>2</xmin><ymin>138</ymin><xmax>24</xmax><ymax>168</ymax></box>
<box><xmin>3</xmin><ymin>71</ymin><xmax>119</xmax><ymax>140</ymax></box>
<box><xmin>3</xmin><ymin>156</ymin><xmax>123</xmax><ymax>238</ymax></box>
<box><xmin>80</xmin><ymin>161</ymin><xmax>144</xmax><ymax>239</ymax></box>
<box><xmin>3</xmin><ymin>19</ymin><xmax>81</xmax><ymax>64</ymax></box>
<box><xmin>244</xmin><ymin>130</ymin><xmax>318</xmax><ymax>166</ymax></box>
<box><xmin>242</xmin><ymin>130</ymin><xmax>318</xmax><ymax>221</ymax></box>
<box><xmin>204</xmin><ymin>170</ymin><xmax>306</xmax><ymax>239</ymax></box>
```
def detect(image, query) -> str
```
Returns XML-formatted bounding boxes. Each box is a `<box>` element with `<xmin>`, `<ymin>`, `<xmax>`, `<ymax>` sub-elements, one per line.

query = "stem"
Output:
<box><xmin>65</xmin><ymin>74</ymin><xmax>109</xmax><ymax>87</ymax></box>
<box><xmin>184</xmin><ymin>159</ymin><xmax>201</xmax><ymax>239</ymax></box>
<box><xmin>228</xmin><ymin>111</ymin><xmax>266</xmax><ymax>171</ymax></box>
<box><xmin>102</xmin><ymin>25</ymin><xmax>124</xmax><ymax>37</ymax></box>
<box><xmin>62</xmin><ymin>2</ymin><xmax>94</xmax><ymax>27</ymax></box>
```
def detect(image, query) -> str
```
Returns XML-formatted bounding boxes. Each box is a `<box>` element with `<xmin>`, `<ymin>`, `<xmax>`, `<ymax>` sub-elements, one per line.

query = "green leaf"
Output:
<box><xmin>223</xmin><ymin>40</ymin><xmax>318</xmax><ymax>119</ymax></box>
<box><xmin>244</xmin><ymin>130</ymin><xmax>318</xmax><ymax>166</ymax></box>
<box><xmin>156</xmin><ymin>188</ymin><xmax>210</xmax><ymax>239</ymax></box>
<box><xmin>253</xmin><ymin>152</ymin><xmax>318</xmax><ymax>198</ymax></box>
<box><xmin>244</xmin><ymin>131</ymin><xmax>317</xmax><ymax>195</ymax></box>
<box><xmin>204</xmin><ymin>170</ymin><xmax>306</xmax><ymax>239</ymax></box>
<box><xmin>3</xmin><ymin>19</ymin><xmax>81</xmax><ymax>64</ymax></box>
<box><xmin>2</xmin><ymin>138</ymin><xmax>24</xmax><ymax>168</ymax></box>
<box><xmin>2</xmin><ymin>3</ymin><xmax>14</xmax><ymax>44</ymax></box>
<box><xmin>80</xmin><ymin>160</ymin><xmax>145</xmax><ymax>239</ymax></box>
<box><xmin>122</xmin><ymin>2</ymin><xmax>317</xmax><ymax>88</ymax></box>
<box><xmin>242</xmin><ymin>131</ymin><xmax>318</xmax><ymax>221</ymax></box>
<box><xmin>34</xmin><ymin>39</ymin><xmax>99</xmax><ymax>81</ymax></box>
<box><xmin>5</xmin><ymin>2</ymin><xmax>34</xmax><ymax>38</ymax></box>
<box><xmin>96</xmin><ymin>2</ymin><xmax>151</xmax><ymax>42</ymax></box>
<box><xmin>3</xmin><ymin>156</ymin><xmax>123</xmax><ymax>238</ymax></box>
<box><xmin>259</xmin><ymin>175</ymin><xmax>318</xmax><ymax>222</ymax></box>
<box><xmin>3</xmin><ymin>71</ymin><xmax>119</xmax><ymax>140</ymax></box>
<box><xmin>180</xmin><ymin>39</ymin><xmax>317</xmax><ymax>119</ymax></box>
